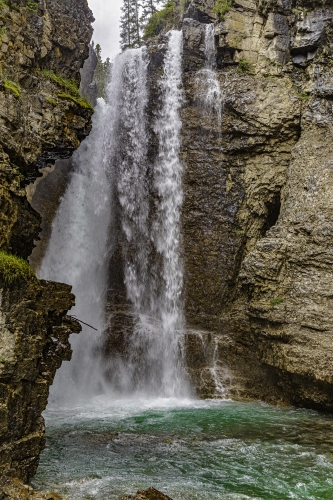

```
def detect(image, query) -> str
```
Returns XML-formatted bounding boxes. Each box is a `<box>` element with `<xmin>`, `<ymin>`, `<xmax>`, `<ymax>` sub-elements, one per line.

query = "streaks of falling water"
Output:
<box><xmin>39</xmin><ymin>36</ymin><xmax>189</xmax><ymax>402</ymax></box>
<box><xmin>151</xmin><ymin>29</ymin><xmax>189</xmax><ymax>396</ymax></box>
<box><xmin>196</xmin><ymin>24</ymin><xmax>222</xmax><ymax>128</ymax></box>
<box><xmin>38</xmin><ymin>98</ymin><xmax>112</xmax><ymax>401</ymax></box>
<box><xmin>109</xmin><ymin>31</ymin><xmax>190</xmax><ymax>398</ymax></box>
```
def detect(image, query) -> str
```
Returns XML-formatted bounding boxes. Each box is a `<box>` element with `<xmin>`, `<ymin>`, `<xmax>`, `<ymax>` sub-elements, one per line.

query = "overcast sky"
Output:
<box><xmin>88</xmin><ymin>0</ymin><xmax>123</xmax><ymax>61</ymax></box>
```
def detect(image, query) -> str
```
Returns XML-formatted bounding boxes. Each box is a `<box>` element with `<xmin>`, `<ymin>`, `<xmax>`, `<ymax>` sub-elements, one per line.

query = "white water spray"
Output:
<box><xmin>109</xmin><ymin>31</ymin><xmax>189</xmax><ymax>397</ymax></box>
<box><xmin>196</xmin><ymin>24</ymin><xmax>222</xmax><ymax>127</ymax></box>
<box><xmin>38</xmin><ymin>99</ymin><xmax>112</xmax><ymax>400</ymax></box>
<box><xmin>39</xmin><ymin>35</ymin><xmax>189</xmax><ymax>401</ymax></box>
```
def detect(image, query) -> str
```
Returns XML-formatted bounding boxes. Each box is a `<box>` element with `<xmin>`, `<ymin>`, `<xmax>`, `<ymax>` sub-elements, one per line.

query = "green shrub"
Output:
<box><xmin>3</xmin><ymin>78</ymin><xmax>21</xmax><ymax>98</ymax></box>
<box><xmin>58</xmin><ymin>93</ymin><xmax>94</xmax><ymax>111</ymax></box>
<box><xmin>237</xmin><ymin>58</ymin><xmax>254</xmax><ymax>73</ymax></box>
<box><xmin>26</xmin><ymin>0</ymin><xmax>38</xmax><ymax>12</ymax></box>
<box><xmin>269</xmin><ymin>297</ymin><xmax>285</xmax><ymax>307</ymax></box>
<box><xmin>0</xmin><ymin>27</ymin><xmax>6</xmax><ymax>38</ymax></box>
<box><xmin>213</xmin><ymin>0</ymin><xmax>232</xmax><ymax>19</ymax></box>
<box><xmin>143</xmin><ymin>1</ymin><xmax>177</xmax><ymax>39</ymax></box>
<box><xmin>0</xmin><ymin>0</ymin><xmax>8</xmax><ymax>10</ymax></box>
<box><xmin>0</xmin><ymin>251</ymin><xmax>35</xmax><ymax>284</ymax></box>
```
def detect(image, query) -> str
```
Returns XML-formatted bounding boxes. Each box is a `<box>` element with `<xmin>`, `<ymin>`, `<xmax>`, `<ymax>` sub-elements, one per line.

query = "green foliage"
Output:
<box><xmin>120</xmin><ymin>0</ymin><xmax>141</xmax><ymax>50</ymax></box>
<box><xmin>0</xmin><ymin>251</ymin><xmax>35</xmax><ymax>284</ymax></box>
<box><xmin>297</xmin><ymin>92</ymin><xmax>310</xmax><ymax>101</ymax></box>
<box><xmin>292</xmin><ymin>8</ymin><xmax>307</xmax><ymax>15</ymax></box>
<box><xmin>237</xmin><ymin>58</ymin><xmax>254</xmax><ymax>73</ymax></box>
<box><xmin>26</xmin><ymin>0</ymin><xmax>38</xmax><ymax>12</ymax></box>
<box><xmin>213</xmin><ymin>0</ymin><xmax>232</xmax><ymax>19</ymax></box>
<box><xmin>270</xmin><ymin>297</ymin><xmax>285</xmax><ymax>307</ymax></box>
<box><xmin>143</xmin><ymin>1</ymin><xmax>176</xmax><ymax>39</ymax></box>
<box><xmin>40</xmin><ymin>69</ymin><xmax>80</xmax><ymax>96</ymax></box>
<box><xmin>0</xmin><ymin>27</ymin><xmax>6</xmax><ymax>38</ymax></box>
<box><xmin>93</xmin><ymin>42</ymin><xmax>112</xmax><ymax>99</ymax></box>
<box><xmin>41</xmin><ymin>69</ymin><xmax>93</xmax><ymax>111</ymax></box>
<box><xmin>3</xmin><ymin>78</ymin><xmax>21</xmax><ymax>98</ymax></box>
<box><xmin>0</xmin><ymin>0</ymin><xmax>8</xmax><ymax>10</ymax></box>
<box><xmin>57</xmin><ymin>93</ymin><xmax>94</xmax><ymax>111</ymax></box>
<box><xmin>11</xmin><ymin>163</ymin><xmax>25</xmax><ymax>181</ymax></box>
<box><xmin>45</xmin><ymin>97</ymin><xmax>57</xmax><ymax>106</ymax></box>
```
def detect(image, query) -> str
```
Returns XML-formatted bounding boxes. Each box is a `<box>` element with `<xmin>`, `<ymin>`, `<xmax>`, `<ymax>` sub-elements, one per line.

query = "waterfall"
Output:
<box><xmin>108</xmin><ymin>30</ymin><xmax>189</xmax><ymax>398</ymax></box>
<box><xmin>38</xmin><ymin>99</ymin><xmax>112</xmax><ymax>400</ymax></box>
<box><xmin>196</xmin><ymin>24</ymin><xmax>222</xmax><ymax>127</ymax></box>
<box><xmin>39</xmin><ymin>32</ymin><xmax>189</xmax><ymax>402</ymax></box>
<box><xmin>152</xmin><ymin>30</ymin><xmax>187</xmax><ymax>395</ymax></box>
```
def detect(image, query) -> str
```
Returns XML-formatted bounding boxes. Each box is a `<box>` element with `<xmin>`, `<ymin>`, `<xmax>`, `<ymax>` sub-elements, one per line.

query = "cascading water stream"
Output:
<box><xmin>39</xmin><ymin>31</ymin><xmax>189</xmax><ymax>402</ymax></box>
<box><xmin>108</xmin><ymin>30</ymin><xmax>189</xmax><ymax>398</ymax></box>
<box><xmin>196</xmin><ymin>24</ymin><xmax>222</xmax><ymax>127</ymax></box>
<box><xmin>38</xmin><ymin>99</ymin><xmax>112</xmax><ymax>400</ymax></box>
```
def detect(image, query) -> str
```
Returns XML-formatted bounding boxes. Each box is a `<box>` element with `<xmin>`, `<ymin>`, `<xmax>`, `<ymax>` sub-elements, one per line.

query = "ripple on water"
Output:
<box><xmin>31</xmin><ymin>398</ymin><xmax>333</xmax><ymax>500</ymax></box>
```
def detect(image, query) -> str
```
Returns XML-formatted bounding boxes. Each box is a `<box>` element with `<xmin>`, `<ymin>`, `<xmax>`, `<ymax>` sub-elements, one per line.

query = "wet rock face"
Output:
<box><xmin>0</xmin><ymin>475</ymin><xmax>63</xmax><ymax>499</ymax></box>
<box><xmin>179</xmin><ymin>0</ymin><xmax>333</xmax><ymax>409</ymax></box>
<box><xmin>0</xmin><ymin>0</ymin><xmax>93</xmax><ymax>490</ymax></box>
<box><xmin>0</xmin><ymin>0</ymin><xmax>94</xmax><ymax>258</ymax></box>
<box><xmin>0</xmin><ymin>277</ymin><xmax>81</xmax><ymax>482</ymax></box>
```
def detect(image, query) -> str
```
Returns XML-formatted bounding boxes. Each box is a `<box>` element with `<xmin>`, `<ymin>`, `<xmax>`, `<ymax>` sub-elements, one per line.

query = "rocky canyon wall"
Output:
<box><xmin>0</xmin><ymin>0</ymin><xmax>94</xmax><ymax>494</ymax></box>
<box><xmin>86</xmin><ymin>0</ymin><xmax>333</xmax><ymax>411</ymax></box>
<box><xmin>180</xmin><ymin>0</ymin><xmax>333</xmax><ymax>410</ymax></box>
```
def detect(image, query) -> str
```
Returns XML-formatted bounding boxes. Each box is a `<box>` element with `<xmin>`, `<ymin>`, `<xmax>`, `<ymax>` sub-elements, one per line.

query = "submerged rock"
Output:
<box><xmin>123</xmin><ymin>487</ymin><xmax>173</xmax><ymax>500</ymax></box>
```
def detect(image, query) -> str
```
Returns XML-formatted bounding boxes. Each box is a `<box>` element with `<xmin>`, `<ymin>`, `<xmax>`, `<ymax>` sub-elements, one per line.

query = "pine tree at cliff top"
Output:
<box><xmin>120</xmin><ymin>0</ymin><xmax>141</xmax><ymax>50</ymax></box>
<box><xmin>140</xmin><ymin>0</ymin><xmax>163</xmax><ymax>29</ymax></box>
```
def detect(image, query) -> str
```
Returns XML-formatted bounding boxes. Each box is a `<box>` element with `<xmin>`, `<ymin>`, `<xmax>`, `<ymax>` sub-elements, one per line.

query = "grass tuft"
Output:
<box><xmin>57</xmin><ymin>93</ymin><xmax>94</xmax><ymax>111</ymax></box>
<box><xmin>41</xmin><ymin>69</ymin><xmax>94</xmax><ymax>111</ymax></box>
<box><xmin>0</xmin><ymin>251</ymin><xmax>35</xmax><ymax>284</ymax></box>
<box><xmin>213</xmin><ymin>0</ymin><xmax>232</xmax><ymax>20</ymax></box>
<box><xmin>26</xmin><ymin>0</ymin><xmax>38</xmax><ymax>12</ymax></box>
<box><xmin>297</xmin><ymin>92</ymin><xmax>310</xmax><ymax>101</ymax></box>
<box><xmin>3</xmin><ymin>78</ymin><xmax>21</xmax><ymax>98</ymax></box>
<box><xmin>270</xmin><ymin>297</ymin><xmax>285</xmax><ymax>307</ymax></box>
<box><xmin>45</xmin><ymin>97</ymin><xmax>57</xmax><ymax>106</ymax></box>
<box><xmin>237</xmin><ymin>58</ymin><xmax>254</xmax><ymax>73</ymax></box>
<box><xmin>41</xmin><ymin>69</ymin><xmax>80</xmax><ymax>97</ymax></box>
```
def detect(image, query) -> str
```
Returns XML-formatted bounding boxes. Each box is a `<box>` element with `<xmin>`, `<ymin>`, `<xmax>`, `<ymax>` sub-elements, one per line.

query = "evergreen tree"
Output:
<box><xmin>140</xmin><ymin>0</ymin><xmax>163</xmax><ymax>28</ymax></box>
<box><xmin>120</xmin><ymin>0</ymin><xmax>141</xmax><ymax>50</ymax></box>
<box><xmin>93</xmin><ymin>42</ymin><xmax>112</xmax><ymax>99</ymax></box>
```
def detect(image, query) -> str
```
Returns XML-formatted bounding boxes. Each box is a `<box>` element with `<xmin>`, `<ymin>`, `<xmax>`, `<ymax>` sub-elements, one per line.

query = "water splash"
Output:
<box><xmin>38</xmin><ymin>99</ymin><xmax>112</xmax><ymax>400</ymax></box>
<box><xmin>196</xmin><ymin>24</ymin><xmax>222</xmax><ymax>127</ymax></box>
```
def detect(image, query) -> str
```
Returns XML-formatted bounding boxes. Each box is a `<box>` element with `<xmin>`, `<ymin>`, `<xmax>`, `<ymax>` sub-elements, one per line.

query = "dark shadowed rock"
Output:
<box><xmin>123</xmin><ymin>487</ymin><xmax>173</xmax><ymax>500</ymax></box>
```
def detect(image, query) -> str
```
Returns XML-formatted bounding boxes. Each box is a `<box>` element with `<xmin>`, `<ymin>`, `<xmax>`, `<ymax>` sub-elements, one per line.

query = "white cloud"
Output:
<box><xmin>88</xmin><ymin>0</ymin><xmax>123</xmax><ymax>61</ymax></box>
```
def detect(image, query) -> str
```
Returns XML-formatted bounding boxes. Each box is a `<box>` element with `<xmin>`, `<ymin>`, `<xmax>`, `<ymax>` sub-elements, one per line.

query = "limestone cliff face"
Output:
<box><xmin>0</xmin><ymin>0</ymin><xmax>93</xmax><ymax>491</ymax></box>
<box><xmin>179</xmin><ymin>0</ymin><xmax>333</xmax><ymax>410</ymax></box>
